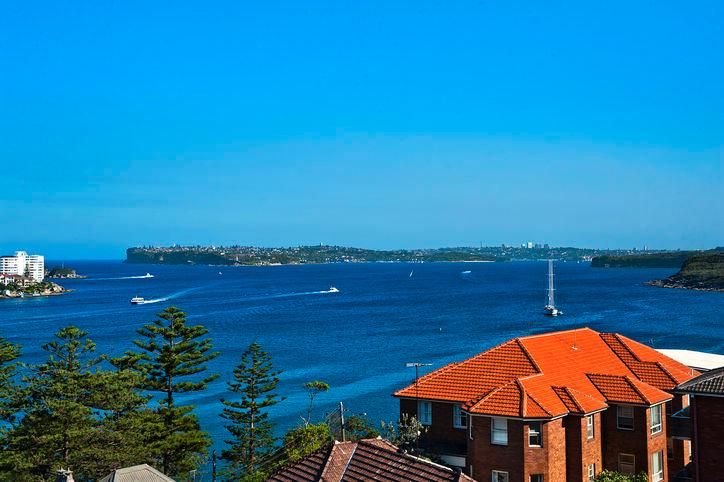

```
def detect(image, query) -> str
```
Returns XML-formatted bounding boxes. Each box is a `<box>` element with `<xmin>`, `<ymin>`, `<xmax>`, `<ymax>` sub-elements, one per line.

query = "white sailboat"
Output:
<box><xmin>543</xmin><ymin>259</ymin><xmax>563</xmax><ymax>316</ymax></box>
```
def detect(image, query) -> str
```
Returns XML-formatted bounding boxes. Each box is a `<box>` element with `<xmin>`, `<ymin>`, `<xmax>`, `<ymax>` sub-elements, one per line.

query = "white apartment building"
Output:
<box><xmin>0</xmin><ymin>251</ymin><xmax>44</xmax><ymax>282</ymax></box>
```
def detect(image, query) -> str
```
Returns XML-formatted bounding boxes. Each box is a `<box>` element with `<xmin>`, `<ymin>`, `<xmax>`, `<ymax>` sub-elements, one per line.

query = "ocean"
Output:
<box><xmin>1</xmin><ymin>260</ymin><xmax>722</xmax><ymax>466</ymax></box>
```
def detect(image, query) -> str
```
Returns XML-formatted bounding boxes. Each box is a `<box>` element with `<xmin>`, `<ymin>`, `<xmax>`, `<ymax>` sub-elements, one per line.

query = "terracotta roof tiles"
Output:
<box><xmin>394</xmin><ymin>328</ymin><xmax>698</xmax><ymax>419</ymax></box>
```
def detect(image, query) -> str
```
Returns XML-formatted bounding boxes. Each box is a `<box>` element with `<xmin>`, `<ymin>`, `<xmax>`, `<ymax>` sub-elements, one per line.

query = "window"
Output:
<box><xmin>618</xmin><ymin>453</ymin><xmax>635</xmax><ymax>475</ymax></box>
<box><xmin>652</xmin><ymin>450</ymin><xmax>664</xmax><ymax>482</ymax></box>
<box><xmin>530</xmin><ymin>475</ymin><xmax>543</xmax><ymax>482</ymax></box>
<box><xmin>587</xmin><ymin>463</ymin><xmax>596</xmax><ymax>481</ymax></box>
<box><xmin>586</xmin><ymin>415</ymin><xmax>594</xmax><ymax>439</ymax></box>
<box><xmin>650</xmin><ymin>403</ymin><xmax>663</xmax><ymax>434</ymax></box>
<box><xmin>617</xmin><ymin>405</ymin><xmax>634</xmax><ymax>430</ymax></box>
<box><xmin>453</xmin><ymin>404</ymin><xmax>467</xmax><ymax>429</ymax></box>
<box><xmin>528</xmin><ymin>421</ymin><xmax>542</xmax><ymax>447</ymax></box>
<box><xmin>492</xmin><ymin>470</ymin><xmax>509</xmax><ymax>482</ymax></box>
<box><xmin>491</xmin><ymin>417</ymin><xmax>508</xmax><ymax>445</ymax></box>
<box><xmin>418</xmin><ymin>400</ymin><xmax>432</xmax><ymax>425</ymax></box>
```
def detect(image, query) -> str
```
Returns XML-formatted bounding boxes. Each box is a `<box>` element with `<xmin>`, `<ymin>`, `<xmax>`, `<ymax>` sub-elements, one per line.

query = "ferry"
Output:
<box><xmin>328</xmin><ymin>286</ymin><xmax>339</xmax><ymax>293</ymax></box>
<box><xmin>130</xmin><ymin>296</ymin><xmax>145</xmax><ymax>304</ymax></box>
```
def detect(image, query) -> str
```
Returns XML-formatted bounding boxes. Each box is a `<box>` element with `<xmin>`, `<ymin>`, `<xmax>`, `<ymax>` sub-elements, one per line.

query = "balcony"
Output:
<box><xmin>670</xmin><ymin>405</ymin><xmax>691</xmax><ymax>440</ymax></box>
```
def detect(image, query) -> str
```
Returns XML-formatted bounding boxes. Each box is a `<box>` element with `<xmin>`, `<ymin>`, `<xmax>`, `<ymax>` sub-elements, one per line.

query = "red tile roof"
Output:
<box><xmin>267</xmin><ymin>438</ymin><xmax>475</xmax><ymax>482</ymax></box>
<box><xmin>394</xmin><ymin>328</ymin><xmax>699</xmax><ymax>418</ymax></box>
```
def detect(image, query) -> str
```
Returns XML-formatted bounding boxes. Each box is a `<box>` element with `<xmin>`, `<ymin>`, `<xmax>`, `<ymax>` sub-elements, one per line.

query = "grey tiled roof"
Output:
<box><xmin>98</xmin><ymin>464</ymin><xmax>175</xmax><ymax>482</ymax></box>
<box><xmin>268</xmin><ymin>438</ymin><xmax>475</xmax><ymax>482</ymax></box>
<box><xmin>676</xmin><ymin>366</ymin><xmax>724</xmax><ymax>395</ymax></box>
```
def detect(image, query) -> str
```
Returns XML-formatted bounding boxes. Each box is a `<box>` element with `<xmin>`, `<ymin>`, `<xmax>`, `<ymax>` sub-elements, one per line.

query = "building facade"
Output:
<box><xmin>0</xmin><ymin>251</ymin><xmax>44</xmax><ymax>282</ymax></box>
<box><xmin>672</xmin><ymin>366</ymin><xmax>724</xmax><ymax>482</ymax></box>
<box><xmin>395</xmin><ymin>328</ymin><xmax>698</xmax><ymax>482</ymax></box>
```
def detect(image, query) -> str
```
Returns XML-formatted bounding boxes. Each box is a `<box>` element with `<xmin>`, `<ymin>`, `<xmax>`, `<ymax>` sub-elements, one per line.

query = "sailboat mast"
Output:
<box><xmin>547</xmin><ymin>259</ymin><xmax>555</xmax><ymax>307</ymax></box>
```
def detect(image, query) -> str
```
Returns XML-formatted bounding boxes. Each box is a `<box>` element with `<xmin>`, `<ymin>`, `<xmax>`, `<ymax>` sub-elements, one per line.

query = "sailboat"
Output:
<box><xmin>543</xmin><ymin>259</ymin><xmax>563</xmax><ymax>316</ymax></box>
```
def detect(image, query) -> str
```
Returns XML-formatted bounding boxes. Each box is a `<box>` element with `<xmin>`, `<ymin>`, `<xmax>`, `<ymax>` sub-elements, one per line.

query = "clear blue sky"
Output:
<box><xmin>1</xmin><ymin>1</ymin><xmax>722</xmax><ymax>259</ymax></box>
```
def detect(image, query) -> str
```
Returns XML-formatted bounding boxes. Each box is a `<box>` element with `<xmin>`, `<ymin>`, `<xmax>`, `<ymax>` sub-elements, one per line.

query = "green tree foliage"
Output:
<box><xmin>380</xmin><ymin>413</ymin><xmax>426</xmax><ymax>452</ymax></box>
<box><xmin>282</xmin><ymin>423</ymin><xmax>333</xmax><ymax>463</ymax></box>
<box><xmin>220</xmin><ymin>342</ymin><xmax>283</xmax><ymax>479</ymax></box>
<box><xmin>303</xmin><ymin>380</ymin><xmax>329</xmax><ymax>425</ymax></box>
<box><xmin>0</xmin><ymin>326</ymin><xmax>149</xmax><ymax>480</ymax></box>
<box><xmin>594</xmin><ymin>470</ymin><xmax>649</xmax><ymax>482</ymax></box>
<box><xmin>343</xmin><ymin>414</ymin><xmax>379</xmax><ymax>441</ymax></box>
<box><xmin>0</xmin><ymin>336</ymin><xmax>21</xmax><ymax>423</ymax></box>
<box><xmin>115</xmin><ymin>306</ymin><xmax>219</xmax><ymax>477</ymax></box>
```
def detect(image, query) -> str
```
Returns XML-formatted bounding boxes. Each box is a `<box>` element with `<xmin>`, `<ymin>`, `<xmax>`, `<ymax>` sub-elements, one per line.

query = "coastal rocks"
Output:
<box><xmin>1</xmin><ymin>281</ymin><xmax>70</xmax><ymax>299</ymax></box>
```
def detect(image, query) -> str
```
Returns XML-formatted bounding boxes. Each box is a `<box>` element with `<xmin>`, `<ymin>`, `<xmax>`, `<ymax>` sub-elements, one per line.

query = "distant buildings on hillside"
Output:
<box><xmin>0</xmin><ymin>250</ymin><xmax>44</xmax><ymax>282</ymax></box>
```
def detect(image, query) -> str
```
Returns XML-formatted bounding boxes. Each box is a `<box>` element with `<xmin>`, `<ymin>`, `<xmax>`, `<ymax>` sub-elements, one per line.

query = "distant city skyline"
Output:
<box><xmin>2</xmin><ymin>2</ymin><xmax>722</xmax><ymax>259</ymax></box>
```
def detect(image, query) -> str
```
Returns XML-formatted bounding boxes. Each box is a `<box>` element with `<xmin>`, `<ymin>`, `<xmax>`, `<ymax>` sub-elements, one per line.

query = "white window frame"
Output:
<box><xmin>528</xmin><ymin>421</ymin><xmax>542</xmax><ymax>447</ymax></box>
<box><xmin>650</xmin><ymin>403</ymin><xmax>663</xmax><ymax>435</ymax></box>
<box><xmin>491</xmin><ymin>417</ymin><xmax>508</xmax><ymax>445</ymax></box>
<box><xmin>492</xmin><ymin>470</ymin><xmax>509</xmax><ymax>482</ymax></box>
<box><xmin>587</xmin><ymin>463</ymin><xmax>595</xmax><ymax>480</ymax></box>
<box><xmin>617</xmin><ymin>405</ymin><xmax>634</xmax><ymax>430</ymax></box>
<box><xmin>453</xmin><ymin>404</ymin><xmax>467</xmax><ymax>429</ymax></box>
<box><xmin>652</xmin><ymin>450</ymin><xmax>664</xmax><ymax>482</ymax></box>
<box><xmin>586</xmin><ymin>414</ymin><xmax>594</xmax><ymax>439</ymax></box>
<box><xmin>418</xmin><ymin>400</ymin><xmax>432</xmax><ymax>426</ymax></box>
<box><xmin>618</xmin><ymin>453</ymin><xmax>635</xmax><ymax>475</ymax></box>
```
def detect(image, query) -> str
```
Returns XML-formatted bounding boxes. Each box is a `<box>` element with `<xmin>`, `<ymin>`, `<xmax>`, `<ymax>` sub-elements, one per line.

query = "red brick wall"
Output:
<box><xmin>399</xmin><ymin>398</ymin><xmax>467</xmax><ymax>455</ymax></box>
<box><xmin>543</xmin><ymin>418</ymin><xmax>567</xmax><ymax>481</ymax></box>
<box><xmin>645</xmin><ymin>405</ymin><xmax>668</xmax><ymax>482</ymax></box>
<box><xmin>468</xmin><ymin>416</ymin><xmax>524</xmax><ymax>482</ymax></box>
<box><xmin>602</xmin><ymin>405</ymin><xmax>651</xmax><ymax>476</ymax></box>
<box><xmin>692</xmin><ymin>395</ymin><xmax>724</xmax><ymax>482</ymax></box>
<box><xmin>565</xmin><ymin>414</ymin><xmax>603</xmax><ymax>482</ymax></box>
<box><xmin>523</xmin><ymin>421</ymin><xmax>547</xmax><ymax>479</ymax></box>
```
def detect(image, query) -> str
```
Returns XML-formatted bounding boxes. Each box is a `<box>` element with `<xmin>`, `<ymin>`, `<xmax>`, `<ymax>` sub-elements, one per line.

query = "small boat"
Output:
<box><xmin>328</xmin><ymin>286</ymin><xmax>339</xmax><ymax>293</ymax></box>
<box><xmin>543</xmin><ymin>260</ymin><xmax>563</xmax><ymax>316</ymax></box>
<box><xmin>461</xmin><ymin>270</ymin><xmax>472</xmax><ymax>275</ymax></box>
<box><xmin>409</xmin><ymin>270</ymin><xmax>414</xmax><ymax>278</ymax></box>
<box><xmin>142</xmin><ymin>273</ymin><xmax>154</xmax><ymax>278</ymax></box>
<box><xmin>130</xmin><ymin>296</ymin><xmax>145</xmax><ymax>304</ymax></box>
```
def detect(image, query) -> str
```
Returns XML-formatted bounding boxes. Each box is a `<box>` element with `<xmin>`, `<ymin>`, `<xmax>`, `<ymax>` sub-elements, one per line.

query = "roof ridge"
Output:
<box><xmin>677</xmin><ymin>366</ymin><xmax>724</xmax><ymax>390</ymax></box>
<box><xmin>466</xmin><ymin>379</ymin><xmax>520</xmax><ymax>412</ymax></box>
<box><xmin>553</xmin><ymin>386</ymin><xmax>583</xmax><ymax>413</ymax></box>
<box><xmin>525</xmin><ymin>391</ymin><xmax>553</xmax><ymax>417</ymax></box>
<box><xmin>518</xmin><ymin>327</ymin><xmax>595</xmax><ymax>341</ymax></box>
<box><xmin>653</xmin><ymin>361</ymin><xmax>678</xmax><ymax>386</ymax></box>
<box><xmin>319</xmin><ymin>441</ymin><xmax>352</xmax><ymax>482</ymax></box>
<box><xmin>623</xmin><ymin>375</ymin><xmax>649</xmax><ymax>404</ymax></box>
<box><xmin>515</xmin><ymin>338</ymin><xmax>543</xmax><ymax>374</ymax></box>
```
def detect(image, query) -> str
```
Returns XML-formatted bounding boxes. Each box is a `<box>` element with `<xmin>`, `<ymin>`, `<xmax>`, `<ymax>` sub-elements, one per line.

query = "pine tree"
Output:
<box><xmin>221</xmin><ymin>342</ymin><xmax>283</xmax><ymax>478</ymax></box>
<box><xmin>115</xmin><ymin>306</ymin><xmax>219</xmax><ymax>477</ymax></box>
<box><xmin>0</xmin><ymin>335</ymin><xmax>21</xmax><ymax>423</ymax></box>
<box><xmin>0</xmin><ymin>326</ymin><xmax>149</xmax><ymax>480</ymax></box>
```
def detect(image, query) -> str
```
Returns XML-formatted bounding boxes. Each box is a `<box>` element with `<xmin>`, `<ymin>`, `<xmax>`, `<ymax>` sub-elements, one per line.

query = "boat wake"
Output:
<box><xmin>132</xmin><ymin>287</ymin><xmax>201</xmax><ymax>305</ymax></box>
<box><xmin>91</xmin><ymin>273</ymin><xmax>154</xmax><ymax>281</ymax></box>
<box><xmin>247</xmin><ymin>287</ymin><xmax>340</xmax><ymax>302</ymax></box>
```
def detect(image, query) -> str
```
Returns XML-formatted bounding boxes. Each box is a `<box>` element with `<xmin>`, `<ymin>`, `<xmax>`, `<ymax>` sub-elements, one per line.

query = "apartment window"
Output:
<box><xmin>453</xmin><ymin>404</ymin><xmax>467</xmax><ymax>429</ymax></box>
<box><xmin>652</xmin><ymin>450</ymin><xmax>664</xmax><ymax>482</ymax></box>
<box><xmin>617</xmin><ymin>405</ymin><xmax>634</xmax><ymax>430</ymax></box>
<box><xmin>491</xmin><ymin>417</ymin><xmax>508</xmax><ymax>445</ymax></box>
<box><xmin>618</xmin><ymin>453</ymin><xmax>635</xmax><ymax>475</ymax></box>
<box><xmin>530</xmin><ymin>475</ymin><xmax>543</xmax><ymax>482</ymax></box>
<box><xmin>418</xmin><ymin>400</ymin><xmax>432</xmax><ymax>425</ymax></box>
<box><xmin>492</xmin><ymin>470</ymin><xmax>509</xmax><ymax>482</ymax></box>
<box><xmin>587</xmin><ymin>463</ymin><xmax>596</xmax><ymax>481</ymax></box>
<box><xmin>586</xmin><ymin>414</ymin><xmax>594</xmax><ymax>439</ymax></box>
<box><xmin>650</xmin><ymin>403</ymin><xmax>663</xmax><ymax>434</ymax></box>
<box><xmin>528</xmin><ymin>421</ymin><xmax>542</xmax><ymax>447</ymax></box>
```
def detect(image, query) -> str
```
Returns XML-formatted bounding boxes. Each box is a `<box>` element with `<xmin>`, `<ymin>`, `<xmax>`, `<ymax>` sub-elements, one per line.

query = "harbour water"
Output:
<box><xmin>1</xmin><ymin>260</ymin><xmax>722</xmax><ymax>455</ymax></box>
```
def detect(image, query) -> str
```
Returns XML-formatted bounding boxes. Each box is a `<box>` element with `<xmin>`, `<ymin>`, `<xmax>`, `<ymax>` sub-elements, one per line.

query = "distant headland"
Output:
<box><xmin>127</xmin><ymin>244</ymin><xmax>644</xmax><ymax>266</ymax></box>
<box><xmin>645</xmin><ymin>250</ymin><xmax>724</xmax><ymax>292</ymax></box>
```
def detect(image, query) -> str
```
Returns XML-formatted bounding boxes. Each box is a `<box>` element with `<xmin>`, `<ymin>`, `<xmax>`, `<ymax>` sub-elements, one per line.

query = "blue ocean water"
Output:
<box><xmin>1</xmin><ymin>261</ymin><xmax>722</xmax><ymax>458</ymax></box>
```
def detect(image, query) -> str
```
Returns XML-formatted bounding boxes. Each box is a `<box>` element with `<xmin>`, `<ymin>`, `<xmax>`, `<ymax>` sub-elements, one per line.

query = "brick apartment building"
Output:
<box><xmin>672</xmin><ymin>366</ymin><xmax>724</xmax><ymax>482</ymax></box>
<box><xmin>394</xmin><ymin>328</ymin><xmax>698</xmax><ymax>482</ymax></box>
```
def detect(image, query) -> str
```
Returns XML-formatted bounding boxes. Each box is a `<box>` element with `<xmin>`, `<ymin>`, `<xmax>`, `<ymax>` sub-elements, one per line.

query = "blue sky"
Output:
<box><xmin>1</xmin><ymin>1</ymin><xmax>722</xmax><ymax>259</ymax></box>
